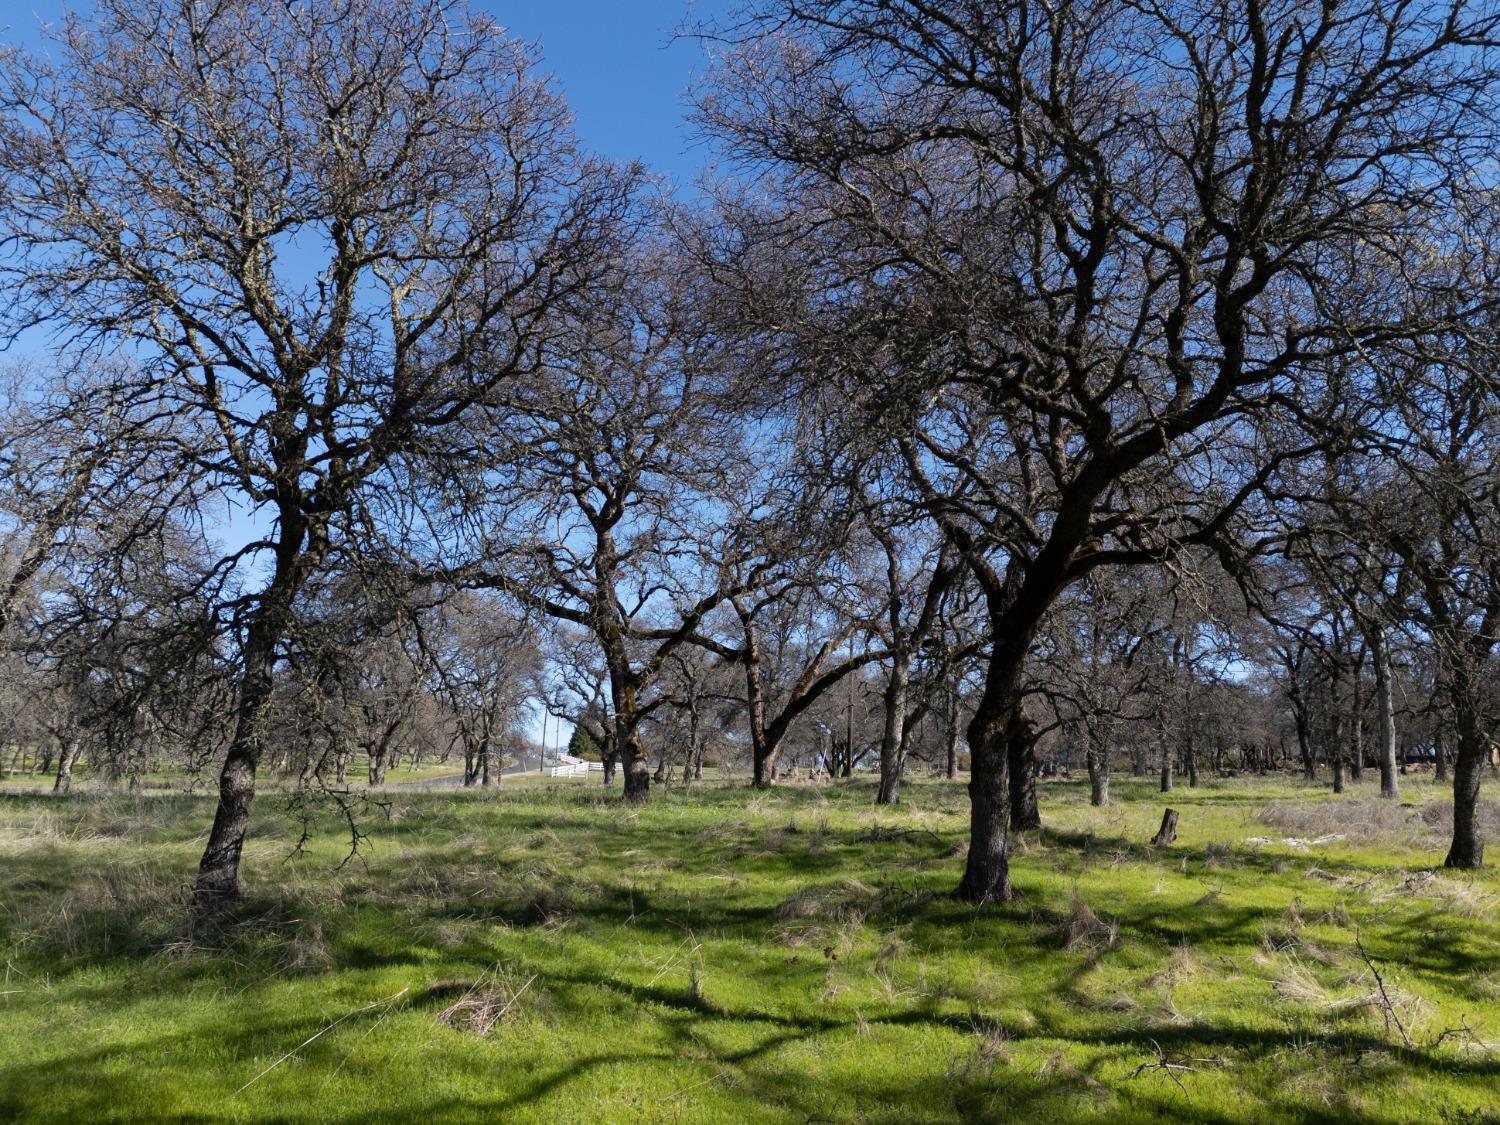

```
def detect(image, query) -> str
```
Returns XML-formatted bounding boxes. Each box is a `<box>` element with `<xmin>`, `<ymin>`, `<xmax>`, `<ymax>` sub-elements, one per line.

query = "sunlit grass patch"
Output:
<box><xmin>1</xmin><ymin>774</ymin><xmax>1498</xmax><ymax>1122</ymax></box>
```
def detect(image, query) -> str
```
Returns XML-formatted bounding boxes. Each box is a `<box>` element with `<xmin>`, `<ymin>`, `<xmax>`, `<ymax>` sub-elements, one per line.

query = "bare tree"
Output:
<box><xmin>700</xmin><ymin>0</ymin><xmax>1500</xmax><ymax>901</ymax></box>
<box><xmin>0</xmin><ymin>0</ymin><xmax>635</xmax><ymax>903</ymax></box>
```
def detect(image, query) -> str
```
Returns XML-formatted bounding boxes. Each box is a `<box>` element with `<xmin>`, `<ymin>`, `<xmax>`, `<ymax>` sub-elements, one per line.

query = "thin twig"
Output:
<box><xmin>662</xmin><ymin>1070</ymin><xmax>731</xmax><ymax>1103</ymax></box>
<box><xmin>235</xmin><ymin>986</ymin><xmax>409</xmax><ymax>1095</ymax></box>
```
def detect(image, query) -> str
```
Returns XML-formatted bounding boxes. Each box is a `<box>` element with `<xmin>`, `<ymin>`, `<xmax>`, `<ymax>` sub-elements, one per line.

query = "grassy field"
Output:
<box><xmin>1</xmin><ymin>773</ymin><xmax>1498</xmax><ymax>1124</ymax></box>
<box><xmin>0</xmin><ymin>756</ymin><xmax>473</xmax><ymax>794</ymax></box>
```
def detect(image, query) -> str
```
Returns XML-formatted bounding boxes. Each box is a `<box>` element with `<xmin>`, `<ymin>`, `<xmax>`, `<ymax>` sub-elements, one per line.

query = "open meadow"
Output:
<box><xmin>2</xmin><ymin>774</ymin><xmax>1497</xmax><ymax>1124</ymax></box>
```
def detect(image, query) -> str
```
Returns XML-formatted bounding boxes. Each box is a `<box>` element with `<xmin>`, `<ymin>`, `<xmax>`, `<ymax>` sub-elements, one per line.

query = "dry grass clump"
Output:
<box><xmin>1202</xmin><ymin>842</ymin><xmax>1238</xmax><ymax>869</ymax></box>
<box><xmin>1144</xmin><ymin>943</ymin><xmax>1201</xmax><ymax>991</ymax></box>
<box><xmin>1057</xmin><ymin>892</ymin><xmax>1120</xmax><ymax>954</ymax></box>
<box><xmin>773</xmin><ymin>878</ymin><xmax>884</xmax><ymax>953</ymax></box>
<box><xmin>1266</xmin><ymin>951</ymin><xmax>1431</xmax><ymax>1038</ymax></box>
<box><xmin>378</xmin><ymin>855</ymin><xmax>497</xmax><ymax>904</ymax></box>
<box><xmin>432</xmin><ymin>964</ymin><xmax>540</xmax><ymax>1037</ymax></box>
<box><xmin>11</xmin><ymin>858</ymin><xmax>189</xmax><ymax>961</ymax></box>
<box><xmin>1260</xmin><ymin>797</ymin><xmax>1500</xmax><ymax>847</ymax></box>
<box><xmin>774</xmin><ymin>877</ymin><xmax>879</xmax><ymax>925</ymax></box>
<box><xmin>1379</xmin><ymin>870</ymin><xmax>1493</xmax><ymax>919</ymax></box>
<box><xmin>1416</xmin><ymin>799</ymin><xmax>1500</xmax><ymax>835</ymax></box>
<box><xmin>373</xmin><ymin>854</ymin><xmax>581</xmax><ymax>926</ymax></box>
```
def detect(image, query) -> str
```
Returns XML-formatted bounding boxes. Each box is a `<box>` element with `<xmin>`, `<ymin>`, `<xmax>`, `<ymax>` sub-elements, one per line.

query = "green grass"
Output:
<box><xmin>1</xmin><ymin>773</ymin><xmax>1497</xmax><ymax>1123</ymax></box>
<box><xmin>0</xmin><ymin>756</ymin><xmax>468</xmax><ymax>793</ymax></box>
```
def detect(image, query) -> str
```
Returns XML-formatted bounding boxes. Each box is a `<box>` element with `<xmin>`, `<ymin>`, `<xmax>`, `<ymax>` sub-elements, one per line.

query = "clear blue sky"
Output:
<box><xmin>496</xmin><ymin>1</ymin><xmax>729</xmax><ymax>183</ymax></box>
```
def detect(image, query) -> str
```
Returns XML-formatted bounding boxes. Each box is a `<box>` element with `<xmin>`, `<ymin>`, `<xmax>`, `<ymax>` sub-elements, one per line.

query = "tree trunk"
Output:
<box><xmin>876</xmin><ymin>652</ymin><xmax>909</xmax><ymax>805</ymax></box>
<box><xmin>1007</xmin><ymin>711</ymin><xmax>1040</xmax><ymax>832</ymax></box>
<box><xmin>956</xmin><ymin>710</ymin><xmax>1015</xmax><ymax>903</ymax></box>
<box><xmin>1292</xmin><ymin>696</ymin><xmax>1316</xmax><ymax>780</ymax></box>
<box><xmin>621</xmin><ymin>728</ymin><xmax>650</xmax><ymax>803</ymax></box>
<box><xmin>1153</xmin><ymin>807</ymin><xmax>1179</xmax><ymax>846</ymax></box>
<box><xmin>1446</xmin><ymin>684</ymin><xmax>1487</xmax><ymax>869</ymax></box>
<box><xmin>1349</xmin><ymin>668</ymin><xmax>1365</xmax><ymax>781</ymax></box>
<box><xmin>1330</xmin><ymin>694</ymin><xmax>1346</xmax><ymax>794</ymax></box>
<box><xmin>1086</xmin><ymin>730</ymin><xmax>1109</xmax><ymax>807</ymax></box>
<box><xmin>194</xmin><ymin>621</ymin><xmax>279</xmax><ymax>906</ymax></box>
<box><xmin>944</xmin><ymin>689</ymin><xmax>960</xmax><ymax>780</ymax></box>
<box><xmin>737</xmin><ymin>607</ymin><xmax>779</xmax><ymax>788</ymax></box>
<box><xmin>1372</xmin><ymin>630</ymin><xmax>1399</xmax><ymax>799</ymax></box>
<box><xmin>1160</xmin><ymin>735</ymin><xmax>1174</xmax><ymax>793</ymax></box>
<box><xmin>53</xmin><ymin>736</ymin><xmax>81</xmax><ymax>794</ymax></box>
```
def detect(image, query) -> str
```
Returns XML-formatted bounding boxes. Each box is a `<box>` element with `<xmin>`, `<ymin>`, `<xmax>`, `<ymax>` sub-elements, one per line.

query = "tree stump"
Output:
<box><xmin>1152</xmin><ymin>807</ymin><xmax>1179</xmax><ymax>847</ymax></box>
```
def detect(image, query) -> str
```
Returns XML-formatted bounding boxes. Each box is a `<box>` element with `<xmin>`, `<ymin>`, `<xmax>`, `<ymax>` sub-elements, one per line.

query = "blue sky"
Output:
<box><xmin>8</xmin><ymin>1</ymin><xmax>730</xmax><ymax>181</ymax></box>
<box><xmin>495</xmin><ymin>1</ymin><xmax>730</xmax><ymax>183</ymax></box>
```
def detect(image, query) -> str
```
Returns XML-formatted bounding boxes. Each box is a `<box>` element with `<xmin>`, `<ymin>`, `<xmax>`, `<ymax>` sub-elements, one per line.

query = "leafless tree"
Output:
<box><xmin>699</xmin><ymin>0</ymin><xmax>1500</xmax><ymax>900</ymax></box>
<box><xmin>0</xmin><ymin>0</ymin><xmax>636</xmax><ymax>903</ymax></box>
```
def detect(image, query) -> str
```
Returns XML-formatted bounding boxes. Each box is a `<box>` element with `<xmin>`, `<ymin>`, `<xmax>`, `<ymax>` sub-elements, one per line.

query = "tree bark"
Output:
<box><xmin>53</xmin><ymin>736</ymin><xmax>81</xmax><ymax>794</ymax></box>
<box><xmin>955</xmin><ymin>652</ymin><xmax>1026</xmax><ymax>903</ymax></box>
<box><xmin>193</xmin><ymin>613</ymin><xmax>281</xmax><ymax>906</ymax></box>
<box><xmin>876</xmin><ymin>651</ymin><xmax>909</xmax><ymax>805</ymax></box>
<box><xmin>1086</xmin><ymin>730</ymin><xmax>1109</xmax><ymax>807</ymax></box>
<box><xmin>1291</xmin><ymin>694</ymin><xmax>1316</xmax><ymax>780</ymax></box>
<box><xmin>621</xmin><ymin>728</ymin><xmax>650</xmax><ymax>802</ymax></box>
<box><xmin>1153</xmin><ymin>807</ymin><xmax>1179</xmax><ymax>846</ymax></box>
<box><xmin>944</xmin><ymin>688</ymin><xmax>960</xmax><ymax>780</ymax></box>
<box><xmin>1007</xmin><ymin>711</ymin><xmax>1040</xmax><ymax>831</ymax></box>
<box><xmin>1446</xmin><ymin>677</ymin><xmax>1487</xmax><ymax>869</ymax></box>
<box><xmin>956</xmin><ymin>712</ymin><xmax>1014</xmax><ymax>903</ymax></box>
<box><xmin>1372</xmin><ymin>629</ymin><xmax>1399</xmax><ymax>799</ymax></box>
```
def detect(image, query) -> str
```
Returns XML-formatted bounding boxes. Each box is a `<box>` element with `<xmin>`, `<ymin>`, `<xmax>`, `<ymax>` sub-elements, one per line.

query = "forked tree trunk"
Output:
<box><xmin>956</xmin><ymin>715</ymin><xmax>1014</xmax><ymax>903</ymax></box>
<box><xmin>955</xmin><ymin>652</ymin><xmax>1028</xmax><ymax>903</ymax></box>
<box><xmin>621</xmin><ymin>728</ymin><xmax>650</xmax><ymax>803</ymax></box>
<box><xmin>1292</xmin><ymin>698</ymin><xmax>1316</xmax><ymax>780</ymax></box>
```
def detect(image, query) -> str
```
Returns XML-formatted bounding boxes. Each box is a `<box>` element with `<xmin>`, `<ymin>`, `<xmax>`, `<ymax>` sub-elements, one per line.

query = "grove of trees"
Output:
<box><xmin>1</xmin><ymin>0</ymin><xmax>1498</xmax><ymax>908</ymax></box>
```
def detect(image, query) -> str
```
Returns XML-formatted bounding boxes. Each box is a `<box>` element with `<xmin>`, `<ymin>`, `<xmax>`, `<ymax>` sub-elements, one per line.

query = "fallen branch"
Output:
<box><xmin>1126</xmin><ymin>1038</ymin><xmax>1194</xmax><ymax>1099</ymax></box>
<box><xmin>1354</xmin><ymin>932</ymin><xmax>1411</xmax><ymax>1050</ymax></box>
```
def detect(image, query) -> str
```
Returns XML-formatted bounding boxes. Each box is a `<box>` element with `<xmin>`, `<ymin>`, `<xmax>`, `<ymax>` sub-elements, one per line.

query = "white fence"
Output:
<box><xmin>546</xmin><ymin>754</ymin><xmax>606</xmax><ymax>777</ymax></box>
